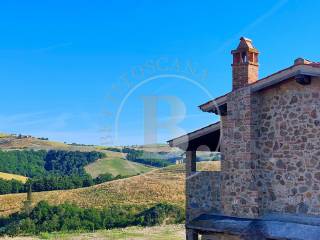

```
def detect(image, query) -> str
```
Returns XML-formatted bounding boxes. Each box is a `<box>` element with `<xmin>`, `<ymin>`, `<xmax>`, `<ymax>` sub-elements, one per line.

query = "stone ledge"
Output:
<box><xmin>188</xmin><ymin>213</ymin><xmax>320</xmax><ymax>240</ymax></box>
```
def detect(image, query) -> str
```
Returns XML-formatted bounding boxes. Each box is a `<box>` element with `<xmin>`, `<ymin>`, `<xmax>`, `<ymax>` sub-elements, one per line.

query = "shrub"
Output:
<box><xmin>135</xmin><ymin>203</ymin><xmax>185</xmax><ymax>226</ymax></box>
<box><xmin>124</xmin><ymin>148</ymin><xmax>172</xmax><ymax>167</ymax></box>
<box><xmin>0</xmin><ymin>201</ymin><xmax>185</xmax><ymax>236</ymax></box>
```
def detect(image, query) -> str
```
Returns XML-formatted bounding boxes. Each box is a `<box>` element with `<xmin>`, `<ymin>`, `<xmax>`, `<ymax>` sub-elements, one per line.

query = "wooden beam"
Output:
<box><xmin>186</xmin><ymin>150</ymin><xmax>196</xmax><ymax>177</ymax></box>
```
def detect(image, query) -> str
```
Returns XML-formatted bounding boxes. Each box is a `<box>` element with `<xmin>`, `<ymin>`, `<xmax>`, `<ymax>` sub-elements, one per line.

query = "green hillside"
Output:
<box><xmin>85</xmin><ymin>157</ymin><xmax>154</xmax><ymax>178</ymax></box>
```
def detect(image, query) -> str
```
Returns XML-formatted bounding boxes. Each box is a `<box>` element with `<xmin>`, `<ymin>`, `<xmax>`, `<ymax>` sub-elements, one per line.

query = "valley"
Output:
<box><xmin>0</xmin><ymin>133</ymin><xmax>220</xmax><ymax>239</ymax></box>
<box><xmin>0</xmin><ymin>164</ymin><xmax>187</xmax><ymax>216</ymax></box>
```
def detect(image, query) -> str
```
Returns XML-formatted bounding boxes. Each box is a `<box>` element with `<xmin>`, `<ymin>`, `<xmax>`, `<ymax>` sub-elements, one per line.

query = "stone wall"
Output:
<box><xmin>186</xmin><ymin>171</ymin><xmax>221</xmax><ymax>222</ymax></box>
<box><xmin>187</xmin><ymin>76</ymin><xmax>320</xmax><ymax>230</ymax></box>
<box><xmin>218</xmin><ymin>77</ymin><xmax>320</xmax><ymax>217</ymax></box>
<box><xmin>256</xmin><ymin>77</ymin><xmax>320</xmax><ymax>215</ymax></box>
<box><xmin>220</xmin><ymin>87</ymin><xmax>259</xmax><ymax>217</ymax></box>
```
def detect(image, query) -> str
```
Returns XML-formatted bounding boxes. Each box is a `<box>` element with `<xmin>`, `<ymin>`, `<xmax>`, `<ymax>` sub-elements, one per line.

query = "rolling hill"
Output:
<box><xmin>84</xmin><ymin>150</ymin><xmax>154</xmax><ymax>178</ymax></box>
<box><xmin>0</xmin><ymin>134</ymin><xmax>181</xmax><ymax>154</ymax></box>
<box><xmin>0</xmin><ymin>162</ymin><xmax>220</xmax><ymax>217</ymax></box>
<box><xmin>85</xmin><ymin>157</ymin><xmax>154</xmax><ymax>178</ymax></box>
<box><xmin>0</xmin><ymin>133</ymin><xmax>97</xmax><ymax>151</ymax></box>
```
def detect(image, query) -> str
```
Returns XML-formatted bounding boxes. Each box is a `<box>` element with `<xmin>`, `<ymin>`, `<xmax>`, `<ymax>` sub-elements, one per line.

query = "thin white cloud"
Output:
<box><xmin>0</xmin><ymin>112</ymin><xmax>72</xmax><ymax>130</ymax></box>
<box><xmin>216</xmin><ymin>0</ymin><xmax>288</xmax><ymax>53</ymax></box>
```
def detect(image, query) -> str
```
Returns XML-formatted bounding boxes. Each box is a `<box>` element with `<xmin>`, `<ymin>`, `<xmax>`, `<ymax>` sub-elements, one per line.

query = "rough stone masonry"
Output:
<box><xmin>169</xmin><ymin>37</ymin><xmax>320</xmax><ymax>239</ymax></box>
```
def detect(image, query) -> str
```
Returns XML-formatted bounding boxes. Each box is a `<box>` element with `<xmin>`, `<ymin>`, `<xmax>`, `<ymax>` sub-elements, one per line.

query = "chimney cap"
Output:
<box><xmin>231</xmin><ymin>37</ymin><xmax>259</xmax><ymax>54</ymax></box>
<box><xmin>240</xmin><ymin>36</ymin><xmax>252</xmax><ymax>42</ymax></box>
<box><xmin>238</xmin><ymin>37</ymin><xmax>254</xmax><ymax>49</ymax></box>
<box><xmin>294</xmin><ymin>58</ymin><xmax>313</xmax><ymax>65</ymax></box>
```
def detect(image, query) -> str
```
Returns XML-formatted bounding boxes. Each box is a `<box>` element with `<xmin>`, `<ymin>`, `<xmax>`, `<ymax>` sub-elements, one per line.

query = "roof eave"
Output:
<box><xmin>199</xmin><ymin>64</ymin><xmax>320</xmax><ymax>113</ymax></box>
<box><xmin>198</xmin><ymin>95</ymin><xmax>227</xmax><ymax>113</ymax></box>
<box><xmin>168</xmin><ymin>122</ymin><xmax>220</xmax><ymax>147</ymax></box>
<box><xmin>251</xmin><ymin>64</ymin><xmax>320</xmax><ymax>92</ymax></box>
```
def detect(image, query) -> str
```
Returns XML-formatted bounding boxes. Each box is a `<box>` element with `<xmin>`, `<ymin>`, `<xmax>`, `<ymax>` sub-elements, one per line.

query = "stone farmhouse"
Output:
<box><xmin>169</xmin><ymin>37</ymin><xmax>320</xmax><ymax>239</ymax></box>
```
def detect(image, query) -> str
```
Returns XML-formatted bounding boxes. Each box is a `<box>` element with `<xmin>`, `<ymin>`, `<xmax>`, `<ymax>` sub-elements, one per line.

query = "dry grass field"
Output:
<box><xmin>0</xmin><ymin>172</ymin><xmax>28</xmax><ymax>183</ymax></box>
<box><xmin>0</xmin><ymin>164</ymin><xmax>186</xmax><ymax>216</ymax></box>
<box><xmin>132</xmin><ymin>144</ymin><xmax>181</xmax><ymax>153</ymax></box>
<box><xmin>0</xmin><ymin>224</ymin><xmax>185</xmax><ymax>240</ymax></box>
<box><xmin>0</xmin><ymin>162</ymin><xmax>220</xmax><ymax>217</ymax></box>
<box><xmin>196</xmin><ymin>160</ymin><xmax>221</xmax><ymax>172</ymax></box>
<box><xmin>0</xmin><ymin>133</ymin><xmax>10</xmax><ymax>138</ymax></box>
<box><xmin>0</xmin><ymin>135</ymin><xmax>97</xmax><ymax>151</ymax></box>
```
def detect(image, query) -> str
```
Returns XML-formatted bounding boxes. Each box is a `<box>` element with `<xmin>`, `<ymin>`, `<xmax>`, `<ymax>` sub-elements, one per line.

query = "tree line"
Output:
<box><xmin>0</xmin><ymin>179</ymin><xmax>25</xmax><ymax>194</ymax></box>
<box><xmin>0</xmin><ymin>201</ymin><xmax>185</xmax><ymax>236</ymax></box>
<box><xmin>123</xmin><ymin>148</ymin><xmax>173</xmax><ymax>167</ymax></box>
<box><xmin>0</xmin><ymin>172</ymin><xmax>125</xmax><ymax>195</ymax></box>
<box><xmin>0</xmin><ymin>150</ymin><xmax>118</xmax><ymax>194</ymax></box>
<box><xmin>0</xmin><ymin>150</ymin><xmax>47</xmax><ymax>177</ymax></box>
<box><xmin>29</xmin><ymin>173</ymin><xmax>125</xmax><ymax>192</ymax></box>
<box><xmin>0</xmin><ymin>150</ymin><xmax>105</xmax><ymax>177</ymax></box>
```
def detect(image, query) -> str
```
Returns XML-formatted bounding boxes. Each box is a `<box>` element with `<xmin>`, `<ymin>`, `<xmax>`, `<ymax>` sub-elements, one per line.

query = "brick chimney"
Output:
<box><xmin>231</xmin><ymin>37</ymin><xmax>259</xmax><ymax>90</ymax></box>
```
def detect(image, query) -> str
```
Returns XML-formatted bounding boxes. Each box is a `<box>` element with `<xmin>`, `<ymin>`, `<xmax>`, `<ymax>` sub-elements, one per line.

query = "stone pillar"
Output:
<box><xmin>186</xmin><ymin>228</ymin><xmax>198</xmax><ymax>240</ymax></box>
<box><xmin>220</xmin><ymin>87</ymin><xmax>260</xmax><ymax>218</ymax></box>
<box><xmin>186</xmin><ymin>150</ymin><xmax>196</xmax><ymax>177</ymax></box>
<box><xmin>186</xmin><ymin>150</ymin><xmax>196</xmax><ymax>223</ymax></box>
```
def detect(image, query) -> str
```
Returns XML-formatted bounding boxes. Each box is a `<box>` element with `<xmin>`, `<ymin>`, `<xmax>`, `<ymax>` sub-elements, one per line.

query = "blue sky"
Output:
<box><xmin>0</xmin><ymin>0</ymin><xmax>319</xmax><ymax>146</ymax></box>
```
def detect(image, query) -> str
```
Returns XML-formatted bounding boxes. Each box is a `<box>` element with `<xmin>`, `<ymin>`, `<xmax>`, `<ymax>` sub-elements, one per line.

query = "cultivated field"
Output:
<box><xmin>0</xmin><ymin>172</ymin><xmax>28</xmax><ymax>183</ymax></box>
<box><xmin>0</xmin><ymin>162</ymin><xmax>220</xmax><ymax>217</ymax></box>
<box><xmin>85</xmin><ymin>157</ymin><xmax>153</xmax><ymax>178</ymax></box>
<box><xmin>84</xmin><ymin>150</ymin><xmax>153</xmax><ymax>178</ymax></box>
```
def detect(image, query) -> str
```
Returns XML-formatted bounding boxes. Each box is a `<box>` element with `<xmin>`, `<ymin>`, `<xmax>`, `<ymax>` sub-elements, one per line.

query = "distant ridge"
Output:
<box><xmin>0</xmin><ymin>133</ymin><xmax>98</xmax><ymax>151</ymax></box>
